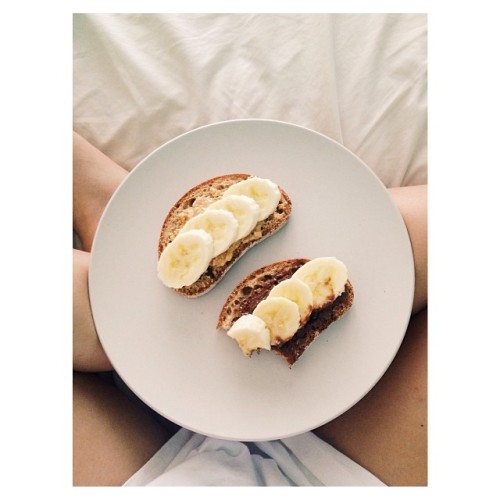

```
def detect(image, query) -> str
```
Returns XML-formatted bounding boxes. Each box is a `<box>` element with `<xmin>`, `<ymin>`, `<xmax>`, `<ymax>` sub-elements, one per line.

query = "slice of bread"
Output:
<box><xmin>158</xmin><ymin>174</ymin><xmax>292</xmax><ymax>297</ymax></box>
<box><xmin>217</xmin><ymin>259</ymin><xmax>354</xmax><ymax>366</ymax></box>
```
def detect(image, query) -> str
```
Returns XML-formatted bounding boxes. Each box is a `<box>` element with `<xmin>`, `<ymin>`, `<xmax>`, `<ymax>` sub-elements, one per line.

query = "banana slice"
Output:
<box><xmin>227</xmin><ymin>314</ymin><xmax>271</xmax><ymax>356</ymax></box>
<box><xmin>180</xmin><ymin>209</ymin><xmax>238</xmax><ymax>257</ymax></box>
<box><xmin>268</xmin><ymin>277</ymin><xmax>313</xmax><ymax>326</ymax></box>
<box><xmin>157</xmin><ymin>229</ymin><xmax>213</xmax><ymax>288</ymax></box>
<box><xmin>223</xmin><ymin>177</ymin><xmax>281</xmax><ymax>221</ymax></box>
<box><xmin>292</xmin><ymin>257</ymin><xmax>348</xmax><ymax>309</ymax></box>
<box><xmin>253</xmin><ymin>297</ymin><xmax>300</xmax><ymax>345</ymax></box>
<box><xmin>207</xmin><ymin>195</ymin><xmax>260</xmax><ymax>240</ymax></box>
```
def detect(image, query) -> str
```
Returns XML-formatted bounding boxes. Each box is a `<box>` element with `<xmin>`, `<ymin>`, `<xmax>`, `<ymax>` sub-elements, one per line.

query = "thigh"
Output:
<box><xmin>73</xmin><ymin>249</ymin><xmax>113</xmax><ymax>372</ymax></box>
<box><xmin>73</xmin><ymin>372</ymin><xmax>171</xmax><ymax>486</ymax></box>
<box><xmin>313</xmin><ymin>308</ymin><xmax>427</xmax><ymax>486</ymax></box>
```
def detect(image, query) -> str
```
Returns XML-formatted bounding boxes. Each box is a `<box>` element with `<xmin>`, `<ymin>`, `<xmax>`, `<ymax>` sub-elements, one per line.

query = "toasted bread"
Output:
<box><xmin>217</xmin><ymin>258</ymin><xmax>354</xmax><ymax>366</ymax></box>
<box><xmin>158</xmin><ymin>174</ymin><xmax>292</xmax><ymax>297</ymax></box>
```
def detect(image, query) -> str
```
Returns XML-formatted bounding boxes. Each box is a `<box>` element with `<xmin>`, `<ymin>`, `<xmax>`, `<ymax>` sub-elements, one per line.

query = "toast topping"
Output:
<box><xmin>206</xmin><ymin>195</ymin><xmax>260</xmax><ymax>240</ymax></box>
<box><xmin>225</xmin><ymin>257</ymin><xmax>349</xmax><ymax>358</ymax></box>
<box><xmin>157</xmin><ymin>176</ymin><xmax>284</xmax><ymax>291</ymax></box>
<box><xmin>157</xmin><ymin>230</ymin><xmax>213</xmax><ymax>288</ymax></box>
<box><xmin>223</xmin><ymin>177</ymin><xmax>281</xmax><ymax>221</ymax></box>
<box><xmin>268</xmin><ymin>277</ymin><xmax>313</xmax><ymax>326</ymax></box>
<box><xmin>253</xmin><ymin>297</ymin><xmax>301</xmax><ymax>345</ymax></box>
<box><xmin>180</xmin><ymin>209</ymin><xmax>239</xmax><ymax>257</ymax></box>
<box><xmin>292</xmin><ymin>257</ymin><xmax>348</xmax><ymax>309</ymax></box>
<box><xmin>227</xmin><ymin>314</ymin><xmax>271</xmax><ymax>356</ymax></box>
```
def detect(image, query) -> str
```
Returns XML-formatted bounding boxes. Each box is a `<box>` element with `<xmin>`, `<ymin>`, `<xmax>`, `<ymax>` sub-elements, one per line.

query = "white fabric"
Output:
<box><xmin>73</xmin><ymin>13</ymin><xmax>427</xmax><ymax>487</ymax></box>
<box><xmin>73</xmin><ymin>13</ymin><xmax>427</xmax><ymax>187</ymax></box>
<box><xmin>124</xmin><ymin>428</ymin><xmax>384</xmax><ymax>486</ymax></box>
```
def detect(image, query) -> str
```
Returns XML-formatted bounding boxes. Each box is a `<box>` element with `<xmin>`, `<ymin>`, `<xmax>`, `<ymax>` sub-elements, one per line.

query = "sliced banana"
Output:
<box><xmin>268</xmin><ymin>277</ymin><xmax>313</xmax><ymax>326</ymax></box>
<box><xmin>207</xmin><ymin>195</ymin><xmax>260</xmax><ymax>240</ymax></box>
<box><xmin>253</xmin><ymin>297</ymin><xmax>300</xmax><ymax>345</ymax></box>
<box><xmin>223</xmin><ymin>177</ymin><xmax>281</xmax><ymax>221</ymax></box>
<box><xmin>227</xmin><ymin>314</ymin><xmax>271</xmax><ymax>356</ymax></box>
<box><xmin>180</xmin><ymin>209</ymin><xmax>238</xmax><ymax>257</ymax></box>
<box><xmin>157</xmin><ymin>229</ymin><xmax>213</xmax><ymax>289</ymax></box>
<box><xmin>292</xmin><ymin>257</ymin><xmax>348</xmax><ymax>309</ymax></box>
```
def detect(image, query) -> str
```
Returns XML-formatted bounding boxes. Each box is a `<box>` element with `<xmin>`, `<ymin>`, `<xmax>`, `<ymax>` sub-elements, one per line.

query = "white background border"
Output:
<box><xmin>2</xmin><ymin>1</ymin><xmax>498</xmax><ymax>496</ymax></box>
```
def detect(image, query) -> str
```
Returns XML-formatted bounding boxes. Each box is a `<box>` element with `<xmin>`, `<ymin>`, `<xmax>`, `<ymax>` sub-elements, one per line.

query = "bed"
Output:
<box><xmin>73</xmin><ymin>13</ymin><xmax>427</xmax><ymax>188</ymax></box>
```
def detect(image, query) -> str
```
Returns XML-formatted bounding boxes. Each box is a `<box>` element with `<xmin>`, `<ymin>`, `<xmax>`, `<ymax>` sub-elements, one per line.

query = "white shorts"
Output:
<box><xmin>124</xmin><ymin>427</ymin><xmax>385</xmax><ymax>486</ymax></box>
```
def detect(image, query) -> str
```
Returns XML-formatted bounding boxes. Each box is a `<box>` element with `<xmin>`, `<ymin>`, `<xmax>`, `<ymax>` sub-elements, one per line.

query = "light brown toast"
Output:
<box><xmin>217</xmin><ymin>259</ymin><xmax>354</xmax><ymax>366</ymax></box>
<box><xmin>158</xmin><ymin>174</ymin><xmax>292</xmax><ymax>297</ymax></box>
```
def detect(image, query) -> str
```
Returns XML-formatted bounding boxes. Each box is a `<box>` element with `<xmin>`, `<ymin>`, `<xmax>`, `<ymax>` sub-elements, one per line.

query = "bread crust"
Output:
<box><xmin>218</xmin><ymin>258</ymin><xmax>354</xmax><ymax>366</ymax></box>
<box><xmin>158</xmin><ymin>174</ymin><xmax>292</xmax><ymax>297</ymax></box>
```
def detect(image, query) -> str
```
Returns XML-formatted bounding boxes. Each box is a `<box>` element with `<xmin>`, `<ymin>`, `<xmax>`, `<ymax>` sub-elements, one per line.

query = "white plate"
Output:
<box><xmin>89</xmin><ymin>119</ymin><xmax>414</xmax><ymax>442</ymax></box>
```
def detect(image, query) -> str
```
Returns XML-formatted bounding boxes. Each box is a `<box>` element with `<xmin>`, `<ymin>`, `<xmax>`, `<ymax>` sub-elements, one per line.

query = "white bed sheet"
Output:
<box><xmin>73</xmin><ymin>13</ymin><xmax>427</xmax><ymax>187</ymax></box>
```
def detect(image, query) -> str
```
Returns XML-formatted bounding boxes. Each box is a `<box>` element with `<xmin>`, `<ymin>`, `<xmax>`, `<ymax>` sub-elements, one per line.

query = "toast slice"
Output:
<box><xmin>158</xmin><ymin>174</ymin><xmax>292</xmax><ymax>297</ymax></box>
<box><xmin>217</xmin><ymin>258</ymin><xmax>354</xmax><ymax>366</ymax></box>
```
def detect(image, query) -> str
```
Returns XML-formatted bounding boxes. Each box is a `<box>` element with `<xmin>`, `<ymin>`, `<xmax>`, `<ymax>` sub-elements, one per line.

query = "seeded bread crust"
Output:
<box><xmin>217</xmin><ymin>259</ymin><xmax>354</xmax><ymax>366</ymax></box>
<box><xmin>158</xmin><ymin>174</ymin><xmax>292</xmax><ymax>297</ymax></box>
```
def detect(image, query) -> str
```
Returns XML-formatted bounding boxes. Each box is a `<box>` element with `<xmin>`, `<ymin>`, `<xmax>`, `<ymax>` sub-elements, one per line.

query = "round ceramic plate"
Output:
<box><xmin>89</xmin><ymin>119</ymin><xmax>414</xmax><ymax>441</ymax></box>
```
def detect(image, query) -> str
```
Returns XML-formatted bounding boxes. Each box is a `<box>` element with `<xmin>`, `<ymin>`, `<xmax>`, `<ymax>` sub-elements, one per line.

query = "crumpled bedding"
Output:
<box><xmin>73</xmin><ymin>13</ymin><xmax>427</xmax><ymax>486</ymax></box>
<box><xmin>73</xmin><ymin>13</ymin><xmax>427</xmax><ymax>188</ymax></box>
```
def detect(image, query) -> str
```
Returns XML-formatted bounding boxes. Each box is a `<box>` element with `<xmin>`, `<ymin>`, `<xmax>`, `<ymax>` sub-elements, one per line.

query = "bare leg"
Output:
<box><xmin>73</xmin><ymin>134</ymin><xmax>173</xmax><ymax>486</ymax></box>
<box><xmin>73</xmin><ymin>132</ymin><xmax>127</xmax><ymax>252</ymax></box>
<box><xmin>313</xmin><ymin>184</ymin><xmax>428</xmax><ymax>486</ymax></box>
<box><xmin>390</xmin><ymin>185</ymin><xmax>427</xmax><ymax>315</ymax></box>
<box><xmin>73</xmin><ymin>248</ymin><xmax>113</xmax><ymax>372</ymax></box>
<box><xmin>73</xmin><ymin>372</ymin><xmax>171</xmax><ymax>486</ymax></box>
<box><xmin>314</xmin><ymin>309</ymin><xmax>427</xmax><ymax>485</ymax></box>
<box><xmin>73</xmin><ymin>132</ymin><xmax>128</xmax><ymax>371</ymax></box>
